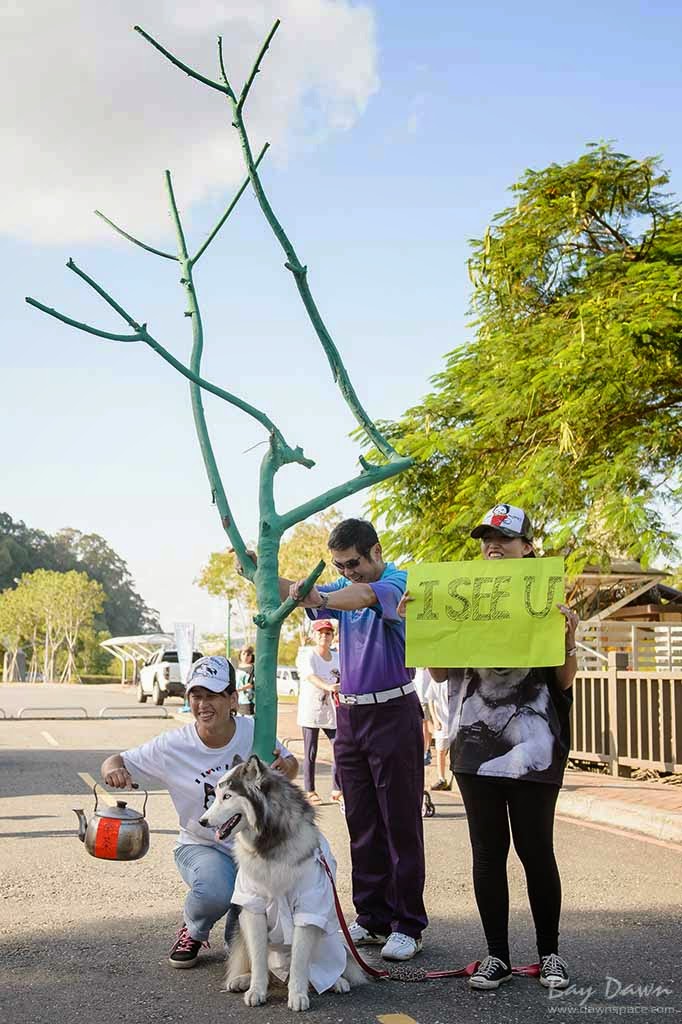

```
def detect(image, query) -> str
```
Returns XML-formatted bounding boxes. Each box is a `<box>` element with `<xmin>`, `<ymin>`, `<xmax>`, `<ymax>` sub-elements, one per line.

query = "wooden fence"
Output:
<box><xmin>577</xmin><ymin>620</ymin><xmax>682</xmax><ymax>673</ymax></box>
<box><xmin>570</xmin><ymin>652</ymin><xmax>682</xmax><ymax>775</ymax></box>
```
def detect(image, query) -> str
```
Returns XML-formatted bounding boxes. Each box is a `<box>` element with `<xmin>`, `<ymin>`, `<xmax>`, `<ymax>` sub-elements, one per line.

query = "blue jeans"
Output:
<box><xmin>174</xmin><ymin>843</ymin><xmax>238</xmax><ymax>942</ymax></box>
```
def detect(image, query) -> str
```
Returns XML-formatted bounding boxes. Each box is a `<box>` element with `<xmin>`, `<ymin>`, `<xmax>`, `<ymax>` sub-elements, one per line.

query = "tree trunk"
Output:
<box><xmin>252</xmin><ymin>525</ymin><xmax>283</xmax><ymax>761</ymax></box>
<box><xmin>252</xmin><ymin>624</ymin><xmax>282</xmax><ymax>761</ymax></box>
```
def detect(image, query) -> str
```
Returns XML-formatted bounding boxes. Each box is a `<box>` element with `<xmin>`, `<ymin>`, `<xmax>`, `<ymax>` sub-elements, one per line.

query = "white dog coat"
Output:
<box><xmin>231</xmin><ymin>835</ymin><xmax>347</xmax><ymax>993</ymax></box>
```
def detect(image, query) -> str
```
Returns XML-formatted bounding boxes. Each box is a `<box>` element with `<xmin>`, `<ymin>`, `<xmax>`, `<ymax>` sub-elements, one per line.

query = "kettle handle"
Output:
<box><xmin>93</xmin><ymin>782</ymin><xmax>149</xmax><ymax>817</ymax></box>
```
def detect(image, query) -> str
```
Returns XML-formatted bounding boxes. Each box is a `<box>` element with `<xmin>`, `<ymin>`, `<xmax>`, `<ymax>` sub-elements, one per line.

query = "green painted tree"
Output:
<box><xmin>197</xmin><ymin>510</ymin><xmax>341</xmax><ymax>651</ymax></box>
<box><xmin>26</xmin><ymin>23</ymin><xmax>411</xmax><ymax>757</ymax></box>
<box><xmin>365</xmin><ymin>144</ymin><xmax>682</xmax><ymax>572</ymax></box>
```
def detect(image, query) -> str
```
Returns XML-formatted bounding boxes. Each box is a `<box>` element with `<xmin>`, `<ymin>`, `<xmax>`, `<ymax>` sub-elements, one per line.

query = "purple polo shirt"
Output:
<box><xmin>307</xmin><ymin>562</ymin><xmax>414</xmax><ymax>696</ymax></box>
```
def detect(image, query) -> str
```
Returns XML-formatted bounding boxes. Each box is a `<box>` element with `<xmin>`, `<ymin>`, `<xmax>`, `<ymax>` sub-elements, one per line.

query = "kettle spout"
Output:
<box><xmin>73</xmin><ymin>808</ymin><xmax>87</xmax><ymax>842</ymax></box>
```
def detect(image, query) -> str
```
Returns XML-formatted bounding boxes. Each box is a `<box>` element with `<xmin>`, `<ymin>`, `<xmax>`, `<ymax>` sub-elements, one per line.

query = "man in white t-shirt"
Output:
<box><xmin>101</xmin><ymin>655</ymin><xmax>297</xmax><ymax>969</ymax></box>
<box><xmin>295</xmin><ymin>619</ymin><xmax>342</xmax><ymax>805</ymax></box>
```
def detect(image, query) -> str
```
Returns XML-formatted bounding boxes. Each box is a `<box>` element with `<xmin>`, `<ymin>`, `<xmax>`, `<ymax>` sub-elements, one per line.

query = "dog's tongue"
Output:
<box><xmin>216</xmin><ymin>814</ymin><xmax>241</xmax><ymax>842</ymax></box>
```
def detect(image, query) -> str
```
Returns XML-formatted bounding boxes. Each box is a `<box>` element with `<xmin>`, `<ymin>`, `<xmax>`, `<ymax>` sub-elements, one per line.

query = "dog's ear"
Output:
<box><xmin>230</xmin><ymin>753</ymin><xmax>244</xmax><ymax>768</ymax></box>
<box><xmin>243</xmin><ymin>754</ymin><xmax>267</xmax><ymax>785</ymax></box>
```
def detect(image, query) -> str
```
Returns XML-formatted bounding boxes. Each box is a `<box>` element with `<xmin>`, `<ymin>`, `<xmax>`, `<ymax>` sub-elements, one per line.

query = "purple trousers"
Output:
<box><xmin>334</xmin><ymin>691</ymin><xmax>427</xmax><ymax>940</ymax></box>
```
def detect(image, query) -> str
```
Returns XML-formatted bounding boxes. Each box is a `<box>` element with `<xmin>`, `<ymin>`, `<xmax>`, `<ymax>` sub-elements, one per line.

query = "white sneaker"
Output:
<box><xmin>346</xmin><ymin>921</ymin><xmax>388</xmax><ymax>946</ymax></box>
<box><xmin>381</xmin><ymin>932</ymin><xmax>423</xmax><ymax>961</ymax></box>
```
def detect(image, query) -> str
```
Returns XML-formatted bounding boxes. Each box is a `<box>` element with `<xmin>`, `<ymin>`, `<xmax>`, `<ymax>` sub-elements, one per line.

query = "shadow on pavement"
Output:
<box><xmin>3</xmin><ymin>908</ymin><xmax>680</xmax><ymax>1024</ymax></box>
<box><xmin>0</xmin><ymin>748</ymin><xmax>163</xmax><ymax>798</ymax></box>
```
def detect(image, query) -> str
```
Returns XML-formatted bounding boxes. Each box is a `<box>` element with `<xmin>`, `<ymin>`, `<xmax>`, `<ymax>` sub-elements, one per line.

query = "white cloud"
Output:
<box><xmin>1</xmin><ymin>0</ymin><xmax>378</xmax><ymax>243</ymax></box>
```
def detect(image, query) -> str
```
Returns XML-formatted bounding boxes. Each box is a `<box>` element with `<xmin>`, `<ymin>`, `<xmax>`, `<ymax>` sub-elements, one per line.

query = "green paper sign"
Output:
<box><xmin>406</xmin><ymin>557</ymin><xmax>565</xmax><ymax>668</ymax></box>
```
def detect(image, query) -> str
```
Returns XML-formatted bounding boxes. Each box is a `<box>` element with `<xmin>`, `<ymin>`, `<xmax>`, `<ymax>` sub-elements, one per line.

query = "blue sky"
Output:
<box><xmin>3</xmin><ymin>0</ymin><xmax>681</xmax><ymax>637</ymax></box>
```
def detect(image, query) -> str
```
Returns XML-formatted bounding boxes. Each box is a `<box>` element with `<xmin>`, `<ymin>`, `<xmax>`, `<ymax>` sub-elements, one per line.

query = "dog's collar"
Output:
<box><xmin>467</xmin><ymin>670</ymin><xmax>539</xmax><ymax>710</ymax></box>
<box><xmin>479</xmin><ymin>692</ymin><xmax>516</xmax><ymax>708</ymax></box>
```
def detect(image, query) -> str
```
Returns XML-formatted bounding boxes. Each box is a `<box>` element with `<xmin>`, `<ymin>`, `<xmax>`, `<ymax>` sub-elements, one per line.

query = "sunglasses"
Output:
<box><xmin>331</xmin><ymin>556</ymin><xmax>362</xmax><ymax>572</ymax></box>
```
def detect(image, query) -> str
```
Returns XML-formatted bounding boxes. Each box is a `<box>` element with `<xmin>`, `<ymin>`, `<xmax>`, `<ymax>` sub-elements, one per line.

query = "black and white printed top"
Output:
<box><xmin>448</xmin><ymin>667</ymin><xmax>573</xmax><ymax>786</ymax></box>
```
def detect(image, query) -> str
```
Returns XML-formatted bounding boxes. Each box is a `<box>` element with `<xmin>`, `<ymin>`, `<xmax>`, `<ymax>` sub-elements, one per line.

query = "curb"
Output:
<box><xmin>556</xmin><ymin>791</ymin><xmax>682</xmax><ymax>844</ymax></box>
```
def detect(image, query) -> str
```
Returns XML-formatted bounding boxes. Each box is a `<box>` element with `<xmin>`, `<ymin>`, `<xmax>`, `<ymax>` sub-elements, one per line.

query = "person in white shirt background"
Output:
<box><xmin>295</xmin><ymin>619</ymin><xmax>343</xmax><ymax>806</ymax></box>
<box><xmin>101</xmin><ymin>655</ymin><xmax>297</xmax><ymax>969</ymax></box>
<box><xmin>429</xmin><ymin>672</ymin><xmax>459</xmax><ymax>792</ymax></box>
<box><xmin>413</xmin><ymin>667</ymin><xmax>436</xmax><ymax>766</ymax></box>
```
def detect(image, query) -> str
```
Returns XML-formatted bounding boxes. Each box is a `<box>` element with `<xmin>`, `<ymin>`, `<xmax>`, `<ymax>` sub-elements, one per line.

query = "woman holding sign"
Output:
<box><xmin>401</xmin><ymin>504</ymin><xmax>578</xmax><ymax>992</ymax></box>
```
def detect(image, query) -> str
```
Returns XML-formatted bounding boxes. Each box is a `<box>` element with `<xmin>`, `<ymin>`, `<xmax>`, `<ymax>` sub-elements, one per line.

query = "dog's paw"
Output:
<box><xmin>243</xmin><ymin>986</ymin><xmax>268</xmax><ymax>1007</ymax></box>
<box><xmin>287</xmin><ymin>991</ymin><xmax>310</xmax><ymax>1012</ymax></box>
<box><xmin>225</xmin><ymin>974</ymin><xmax>251</xmax><ymax>993</ymax></box>
<box><xmin>332</xmin><ymin>977</ymin><xmax>351</xmax><ymax>994</ymax></box>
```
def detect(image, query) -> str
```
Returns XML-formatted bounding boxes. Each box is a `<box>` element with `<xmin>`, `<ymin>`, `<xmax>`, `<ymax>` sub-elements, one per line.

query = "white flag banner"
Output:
<box><xmin>174</xmin><ymin>622</ymin><xmax>195</xmax><ymax>689</ymax></box>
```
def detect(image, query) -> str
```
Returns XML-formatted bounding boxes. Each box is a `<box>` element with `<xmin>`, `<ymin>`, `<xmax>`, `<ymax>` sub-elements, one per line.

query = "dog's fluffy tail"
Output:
<box><xmin>341</xmin><ymin>948</ymin><xmax>371</xmax><ymax>987</ymax></box>
<box><xmin>224</xmin><ymin>929</ymin><xmax>250</xmax><ymax>991</ymax></box>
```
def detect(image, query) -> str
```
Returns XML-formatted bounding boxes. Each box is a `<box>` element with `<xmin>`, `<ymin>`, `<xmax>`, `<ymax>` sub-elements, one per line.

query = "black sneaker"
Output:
<box><xmin>540</xmin><ymin>953</ymin><xmax>570</xmax><ymax>989</ymax></box>
<box><xmin>168</xmin><ymin>924</ymin><xmax>207</xmax><ymax>968</ymax></box>
<box><xmin>430</xmin><ymin>777</ymin><xmax>451</xmax><ymax>791</ymax></box>
<box><xmin>469</xmin><ymin>955</ymin><xmax>513</xmax><ymax>990</ymax></box>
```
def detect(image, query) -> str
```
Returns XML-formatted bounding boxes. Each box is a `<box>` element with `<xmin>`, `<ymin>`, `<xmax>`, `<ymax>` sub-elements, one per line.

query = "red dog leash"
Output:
<box><xmin>319</xmin><ymin>854</ymin><xmax>540</xmax><ymax>983</ymax></box>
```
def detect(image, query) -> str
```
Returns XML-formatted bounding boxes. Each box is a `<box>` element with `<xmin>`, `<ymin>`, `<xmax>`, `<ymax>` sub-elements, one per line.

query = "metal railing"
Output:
<box><xmin>98</xmin><ymin>705</ymin><xmax>169</xmax><ymax>719</ymax></box>
<box><xmin>3</xmin><ymin>706</ymin><xmax>170</xmax><ymax>721</ymax></box>
<box><xmin>16</xmin><ymin>706</ymin><xmax>89</xmax><ymax>720</ymax></box>
<box><xmin>570</xmin><ymin>652</ymin><xmax>682</xmax><ymax>774</ymax></box>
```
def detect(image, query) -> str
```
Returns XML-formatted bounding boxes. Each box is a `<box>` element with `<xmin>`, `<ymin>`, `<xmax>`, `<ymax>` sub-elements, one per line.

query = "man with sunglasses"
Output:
<box><xmin>282</xmin><ymin>518</ymin><xmax>427</xmax><ymax>962</ymax></box>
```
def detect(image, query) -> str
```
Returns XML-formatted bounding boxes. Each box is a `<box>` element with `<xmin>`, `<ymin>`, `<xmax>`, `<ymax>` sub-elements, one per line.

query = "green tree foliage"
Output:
<box><xmin>0</xmin><ymin>513</ymin><xmax>58</xmax><ymax>588</ymax></box>
<box><xmin>366</xmin><ymin>145</ymin><xmax>682</xmax><ymax>571</ymax></box>
<box><xmin>0</xmin><ymin>569</ymin><xmax>105</xmax><ymax>682</ymax></box>
<box><xmin>197</xmin><ymin>510</ymin><xmax>341</xmax><ymax>651</ymax></box>
<box><xmin>0</xmin><ymin>514</ymin><xmax>159</xmax><ymax>635</ymax></box>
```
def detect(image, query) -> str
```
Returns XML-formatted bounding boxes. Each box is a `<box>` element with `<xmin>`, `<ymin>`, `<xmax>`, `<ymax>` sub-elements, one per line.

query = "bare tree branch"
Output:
<box><xmin>192</xmin><ymin>143</ymin><xmax>269</xmax><ymax>265</ymax></box>
<box><xmin>217</xmin><ymin>36</ymin><xmax>237</xmax><ymax>99</ymax></box>
<box><xmin>94</xmin><ymin>210</ymin><xmax>177</xmax><ymax>260</ymax></box>
<box><xmin>140</xmin><ymin>25</ymin><xmax>403</xmax><ymax>465</ymax></box>
<box><xmin>134</xmin><ymin>25</ymin><xmax>228</xmax><ymax>94</ymax></box>
<box><xmin>255</xmin><ymin>557</ymin><xmax>325</xmax><ymax>628</ymax></box>
<box><xmin>27</xmin><ymin>261</ymin><xmax>305</xmax><ymax>456</ymax></box>
<box><xmin>24</xmin><ymin>298</ymin><xmax>142</xmax><ymax>342</ymax></box>
<box><xmin>278</xmin><ymin>455</ymin><xmax>414</xmax><ymax>533</ymax></box>
<box><xmin>66</xmin><ymin>258</ymin><xmax>143</xmax><ymax>330</ymax></box>
<box><xmin>237</xmin><ymin>20</ymin><xmax>280</xmax><ymax>115</ymax></box>
<box><xmin>164</xmin><ymin>170</ymin><xmax>190</xmax><ymax>260</ymax></box>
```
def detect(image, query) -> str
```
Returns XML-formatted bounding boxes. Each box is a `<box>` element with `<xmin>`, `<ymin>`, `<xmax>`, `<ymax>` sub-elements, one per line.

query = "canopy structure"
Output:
<box><xmin>100</xmin><ymin>633</ymin><xmax>173</xmax><ymax>685</ymax></box>
<box><xmin>567</xmin><ymin>560</ymin><xmax>673</xmax><ymax>622</ymax></box>
<box><xmin>567</xmin><ymin>562</ymin><xmax>682</xmax><ymax>672</ymax></box>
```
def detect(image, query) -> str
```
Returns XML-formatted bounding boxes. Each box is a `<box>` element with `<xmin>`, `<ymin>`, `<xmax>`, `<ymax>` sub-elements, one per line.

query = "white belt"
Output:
<box><xmin>337</xmin><ymin>681</ymin><xmax>416</xmax><ymax>705</ymax></box>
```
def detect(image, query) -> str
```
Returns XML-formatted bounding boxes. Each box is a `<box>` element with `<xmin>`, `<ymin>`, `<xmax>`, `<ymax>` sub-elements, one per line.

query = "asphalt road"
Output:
<box><xmin>1</xmin><ymin>684</ymin><xmax>681</xmax><ymax>1024</ymax></box>
<box><xmin>0</xmin><ymin>681</ymin><xmax>185</xmax><ymax>719</ymax></box>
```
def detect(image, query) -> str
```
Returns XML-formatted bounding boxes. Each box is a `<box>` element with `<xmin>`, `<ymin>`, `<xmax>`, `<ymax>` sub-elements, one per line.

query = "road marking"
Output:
<box><xmin>556</xmin><ymin>814</ymin><xmax>682</xmax><ymax>853</ymax></box>
<box><xmin>78</xmin><ymin>771</ymin><xmax>99</xmax><ymax>791</ymax></box>
<box><xmin>377</xmin><ymin>1016</ymin><xmax>419</xmax><ymax>1024</ymax></box>
<box><xmin>40</xmin><ymin>730</ymin><xmax>59</xmax><ymax>746</ymax></box>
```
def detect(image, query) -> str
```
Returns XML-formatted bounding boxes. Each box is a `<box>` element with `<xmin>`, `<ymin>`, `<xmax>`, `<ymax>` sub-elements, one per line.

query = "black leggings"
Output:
<box><xmin>455</xmin><ymin>773</ymin><xmax>562</xmax><ymax>965</ymax></box>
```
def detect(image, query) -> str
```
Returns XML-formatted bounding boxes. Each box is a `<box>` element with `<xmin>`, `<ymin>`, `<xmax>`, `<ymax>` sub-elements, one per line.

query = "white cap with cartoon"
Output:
<box><xmin>186</xmin><ymin>655</ymin><xmax>235</xmax><ymax>694</ymax></box>
<box><xmin>470</xmin><ymin>503</ymin><xmax>533</xmax><ymax>541</ymax></box>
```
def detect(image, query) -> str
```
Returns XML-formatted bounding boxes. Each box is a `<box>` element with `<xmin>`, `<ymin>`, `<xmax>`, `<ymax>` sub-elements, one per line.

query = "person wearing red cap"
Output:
<box><xmin>296</xmin><ymin>620</ymin><xmax>342</xmax><ymax>805</ymax></box>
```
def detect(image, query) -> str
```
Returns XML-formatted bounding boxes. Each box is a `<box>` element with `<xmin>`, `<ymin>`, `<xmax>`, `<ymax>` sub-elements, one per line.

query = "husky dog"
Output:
<box><xmin>200</xmin><ymin>755</ymin><xmax>367</xmax><ymax>1012</ymax></box>
<box><xmin>457</xmin><ymin>668</ymin><xmax>554</xmax><ymax>777</ymax></box>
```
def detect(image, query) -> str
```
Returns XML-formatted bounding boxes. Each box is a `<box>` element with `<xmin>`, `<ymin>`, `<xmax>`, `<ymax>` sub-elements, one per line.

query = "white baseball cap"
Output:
<box><xmin>470</xmin><ymin>503</ymin><xmax>534</xmax><ymax>542</ymax></box>
<box><xmin>186</xmin><ymin>655</ymin><xmax>236</xmax><ymax>694</ymax></box>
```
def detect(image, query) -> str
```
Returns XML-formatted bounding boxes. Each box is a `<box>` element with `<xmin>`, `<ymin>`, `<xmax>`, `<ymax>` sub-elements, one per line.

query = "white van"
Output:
<box><xmin>276</xmin><ymin>665</ymin><xmax>300</xmax><ymax>696</ymax></box>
